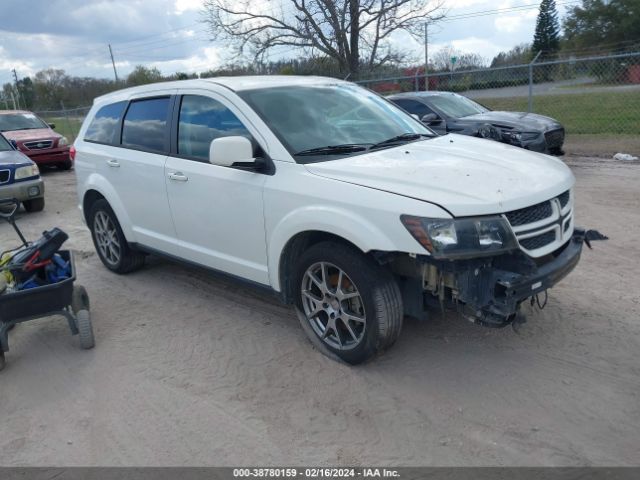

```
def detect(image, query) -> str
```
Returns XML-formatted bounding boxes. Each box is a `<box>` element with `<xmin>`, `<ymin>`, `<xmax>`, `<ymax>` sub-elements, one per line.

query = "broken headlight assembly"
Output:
<box><xmin>400</xmin><ymin>215</ymin><xmax>518</xmax><ymax>259</ymax></box>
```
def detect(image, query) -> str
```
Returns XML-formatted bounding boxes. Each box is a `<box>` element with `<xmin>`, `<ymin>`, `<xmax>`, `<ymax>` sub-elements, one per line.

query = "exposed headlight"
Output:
<box><xmin>15</xmin><ymin>164</ymin><xmax>40</xmax><ymax>180</ymax></box>
<box><xmin>505</xmin><ymin>131</ymin><xmax>538</xmax><ymax>143</ymax></box>
<box><xmin>58</xmin><ymin>136</ymin><xmax>69</xmax><ymax>147</ymax></box>
<box><xmin>401</xmin><ymin>215</ymin><xmax>518</xmax><ymax>259</ymax></box>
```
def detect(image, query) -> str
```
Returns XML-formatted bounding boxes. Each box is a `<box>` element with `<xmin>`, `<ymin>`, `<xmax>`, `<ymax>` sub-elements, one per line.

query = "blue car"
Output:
<box><xmin>0</xmin><ymin>133</ymin><xmax>45</xmax><ymax>212</ymax></box>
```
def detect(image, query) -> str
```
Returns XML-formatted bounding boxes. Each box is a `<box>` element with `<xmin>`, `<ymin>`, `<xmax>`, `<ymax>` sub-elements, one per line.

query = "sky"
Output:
<box><xmin>0</xmin><ymin>0</ymin><xmax>579</xmax><ymax>84</ymax></box>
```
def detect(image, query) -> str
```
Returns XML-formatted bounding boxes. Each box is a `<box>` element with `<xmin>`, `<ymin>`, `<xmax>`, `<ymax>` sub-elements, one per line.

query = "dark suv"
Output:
<box><xmin>0</xmin><ymin>110</ymin><xmax>73</xmax><ymax>170</ymax></box>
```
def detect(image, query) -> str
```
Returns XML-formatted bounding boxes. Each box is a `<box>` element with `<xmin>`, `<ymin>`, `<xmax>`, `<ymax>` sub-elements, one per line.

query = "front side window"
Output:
<box><xmin>0</xmin><ymin>113</ymin><xmax>48</xmax><ymax>132</ymax></box>
<box><xmin>239</xmin><ymin>84</ymin><xmax>434</xmax><ymax>162</ymax></box>
<box><xmin>122</xmin><ymin>97</ymin><xmax>170</xmax><ymax>153</ymax></box>
<box><xmin>84</xmin><ymin>101</ymin><xmax>127</xmax><ymax>145</ymax></box>
<box><xmin>426</xmin><ymin>93</ymin><xmax>489</xmax><ymax>118</ymax></box>
<box><xmin>178</xmin><ymin>95</ymin><xmax>250</xmax><ymax>161</ymax></box>
<box><xmin>393</xmin><ymin>99</ymin><xmax>437</xmax><ymax>118</ymax></box>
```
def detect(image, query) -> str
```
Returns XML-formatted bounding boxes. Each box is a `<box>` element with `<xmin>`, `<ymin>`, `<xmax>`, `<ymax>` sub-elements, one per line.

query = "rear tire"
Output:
<box><xmin>23</xmin><ymin>197</ymin><xmax>45</xmax><ymax>212</ymax></box>
<box><xmin>58</xmin><ymin>159</ymin><xmax>73</xmax><ymax>170</ymax></box>
<box><xmin>88</xmin><ymin>199</ymin><xmax>145</xmax><ymax>274</ymax></box>
<box><xmin>293</xmin><ymin>241</ymin><xmax>403</xmax><ymax>364</ymax></box>
<box><xmin>71</xmin><ymin>285</ymin><xmax>90</xmax><ymax>314</ymax></box>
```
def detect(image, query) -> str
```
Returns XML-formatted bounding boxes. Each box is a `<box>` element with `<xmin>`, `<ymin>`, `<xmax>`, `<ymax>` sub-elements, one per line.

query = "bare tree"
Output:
<box><xmin>202</xmin><ymin>0</ymin><xmax>445</xmax><ymax>77</ymax></box>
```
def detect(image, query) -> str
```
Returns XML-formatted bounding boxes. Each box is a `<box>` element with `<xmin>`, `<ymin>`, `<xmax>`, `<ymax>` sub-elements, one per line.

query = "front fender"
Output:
<box><xmin>267</xmin><ymin>205</ymin><xmax>398</xmax><ymax>291</ymax></box>
<box><xmin>82</xmin><ymin>173</ymin><xmax>136</xmax><ymax>242</ymax></box>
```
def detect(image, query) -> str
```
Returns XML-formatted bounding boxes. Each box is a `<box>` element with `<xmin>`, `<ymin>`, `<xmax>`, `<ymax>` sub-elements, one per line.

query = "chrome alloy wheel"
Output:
<box><xmin>301</xmin><ymin>262</ymin><xmax>366</xmax><ymax>350</ymax></box>
<box><xmin>93</xmin><ymin>211</ymin><xmax>121</xmax><ymax>266</ymax></box>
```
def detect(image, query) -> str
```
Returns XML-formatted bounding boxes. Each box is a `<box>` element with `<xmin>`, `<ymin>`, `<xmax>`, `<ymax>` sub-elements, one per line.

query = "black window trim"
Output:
<box><xmin>169</xmin><ymin>93</ymin><xmax>275</xmax><ymax>175</ymax></box>
<box><xmin>119</xmin><ymin>95</ymin><xmax>173</xmax><ymax>155</ymax></box>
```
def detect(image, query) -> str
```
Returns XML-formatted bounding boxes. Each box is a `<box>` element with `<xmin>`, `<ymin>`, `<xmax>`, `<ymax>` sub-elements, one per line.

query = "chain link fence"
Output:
<box><xmin>357</xmin><ymin>52</ymin><xmax>640</xmax><ymax>153</ymax></box>
<box><xmin>26</xmin><ymin>52</ymin><xmax>640</xmax><ymax>154</ymax></box>
<box><xmin>33</xmin><ymin>106</ymin><xmax>91</xmax><ymax>143</ymax></box>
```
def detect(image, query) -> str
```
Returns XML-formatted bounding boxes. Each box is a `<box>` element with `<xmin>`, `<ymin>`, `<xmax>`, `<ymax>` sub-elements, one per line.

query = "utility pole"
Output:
<box><xmin>9</xmin><ymin>90</ymin><xmax>17</xmax><ymax>110</ymax></box>
<box><xmin>11</xmin><ymin>68</ymin><xmax>21</xmax><ymax>110</ymax></box>
<box><xmin>108</xmin><ymin>44</ymin><xmax>119</xmax><ymax>83</ymax></box>
<box><xmin>424</xmin><ymin>22</ymin><xmax>429</xmax><ymax>91</ymax></box>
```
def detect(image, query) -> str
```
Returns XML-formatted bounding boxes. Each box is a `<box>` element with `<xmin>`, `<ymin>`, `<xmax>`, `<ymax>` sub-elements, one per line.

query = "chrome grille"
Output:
<box><xmin>505</xmin><ymin>200</ymin><xmax>553</xmax><ymax>226</ymax></box>
<box><xmin>0</xmin><ymin>169</ymin><xmax>9</xmax><ymax>184</ymax></box>
<box><xmin>23</xmin><ymin>140</ymin><xmax>53</xmax><ymax>150</ymax></box>
<box><xmin>545</xmin><ymin>129</ymin><xmax>565</xmax><ymax>149</ymax></box>
<box><xmin>504</xmin><ymin>189</ymin><xmax>573</xmax><ymax>257</ymax></box>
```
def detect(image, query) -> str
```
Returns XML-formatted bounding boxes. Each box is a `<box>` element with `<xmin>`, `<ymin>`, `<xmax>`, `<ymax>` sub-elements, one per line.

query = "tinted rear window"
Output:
<box><xmin>122</xmin><ymin>97</ymin><xmax>170</xmax><ymax>153</ymax></box>
<box><xmin>84</xmin><ymin>101</ymin><xmax>127</xmax><ymax>145</ymax></box>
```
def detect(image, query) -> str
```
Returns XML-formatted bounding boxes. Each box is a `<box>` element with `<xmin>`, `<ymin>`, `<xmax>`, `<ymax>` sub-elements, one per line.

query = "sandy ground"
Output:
<box><xmin>0</xmin><ymin>157</ymin><xmax>639</xmax><ymax>467</ymax></box>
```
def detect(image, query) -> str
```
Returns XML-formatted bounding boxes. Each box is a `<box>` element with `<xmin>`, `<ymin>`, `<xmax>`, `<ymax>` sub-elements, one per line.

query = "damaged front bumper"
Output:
<box><xmin>393</xmin><ymin>229</ymin><xmax>592</xmax><ymax>327</ymax></box>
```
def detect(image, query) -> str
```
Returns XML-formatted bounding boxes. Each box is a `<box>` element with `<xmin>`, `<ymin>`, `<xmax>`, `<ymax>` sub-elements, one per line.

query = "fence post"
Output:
<box><xmin>528</xmin><ymin>51</ymin><xmax>542</xmax><ymax>113</ymax></box>
<box><xmin>414</xmin><ymin>70</ymin><xmax>418</xmax><ymax>91</ymax></box>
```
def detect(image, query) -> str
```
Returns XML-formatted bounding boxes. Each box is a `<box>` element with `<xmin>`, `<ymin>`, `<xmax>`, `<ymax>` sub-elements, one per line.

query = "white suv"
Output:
<box><xmin>75</xmin><ymin>76</ymin><xmax>585</xmax><ymax>364</ymax></box>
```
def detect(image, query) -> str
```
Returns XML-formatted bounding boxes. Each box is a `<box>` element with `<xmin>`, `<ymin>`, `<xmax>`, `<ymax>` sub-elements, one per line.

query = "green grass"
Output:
<box><xmin>480</xmin><ymin>90</ymin><xmax>640</xmax><ymax>135</ymax></box>
<box><xmin>42</xmin><ymin>116</ymin><xmax>83</xmax><ymax>142</ymax></box>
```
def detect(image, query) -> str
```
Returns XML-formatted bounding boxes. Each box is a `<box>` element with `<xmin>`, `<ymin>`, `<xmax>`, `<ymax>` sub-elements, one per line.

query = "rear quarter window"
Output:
<box><xmin>84</xmin><ymin>101</ymin><xmax>127</xmax><ymax>145</ymax></box>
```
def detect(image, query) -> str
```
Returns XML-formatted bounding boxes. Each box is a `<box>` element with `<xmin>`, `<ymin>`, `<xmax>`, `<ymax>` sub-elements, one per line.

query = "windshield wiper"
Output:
<box><xmin>294</xmin><ymin>143</ymin><xmax>371</xmax><ymax>156</ymax></box>
<box><xmin>370</xmin><ymin>133</ymin><xmax>432</xmax><ymax>150</ymax></box>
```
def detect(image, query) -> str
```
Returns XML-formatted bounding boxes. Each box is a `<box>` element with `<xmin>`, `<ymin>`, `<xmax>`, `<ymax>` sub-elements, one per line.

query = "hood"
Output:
<box><xmin>304</xmin><ymin>134</ymin><xmax>574</xmax><ymax>217</ymax></box>
<box><xmin>459</xmin><ymin>111</ymin><xmax>561</xmax><ymax>131</ymax></box>
<box><xmin>2</xmin><ymin>128</ymin><xmax>61</xmax><ymax>142</ymax></box>
<box><xmin>0</xmin><ymin>149</ymin><xmax>34</xmax><ymax>166</ymax></box>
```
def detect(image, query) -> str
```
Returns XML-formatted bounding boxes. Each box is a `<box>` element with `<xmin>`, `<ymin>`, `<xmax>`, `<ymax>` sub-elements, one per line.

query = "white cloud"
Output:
<box><xmin>174</xmin><ymin>0</ymin><xmax>203</xmax><ymax>15</ymax></box>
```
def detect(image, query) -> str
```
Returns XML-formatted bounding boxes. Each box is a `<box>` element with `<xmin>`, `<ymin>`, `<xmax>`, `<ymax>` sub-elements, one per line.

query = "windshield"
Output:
<box><xmin>0</xmin><ymin>113</ymin><xmax>48</xmax><ymax>132</ymax></box>
<box><xmin>0</xmin><ymin>134</ymin><xmax>12</xmax><ymax>151</ymax></box>
<box><xmin>428</xmin><ymin>93</ymin><xmax>489</xmax><ymax>118</ymax></box>
<box><xmin>238</xmin><ymin>84</ymin><xmax>434</xmax><ymax>162</ymax></box>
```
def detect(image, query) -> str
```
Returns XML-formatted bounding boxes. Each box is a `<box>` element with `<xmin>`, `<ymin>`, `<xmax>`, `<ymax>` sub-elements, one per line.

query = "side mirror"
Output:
<box><xmin>421</xmin><ymin>113</ymin><xmax>441</xmax><ymax>124</ymax></box>
<box><xmin>410</xmin><ymin>114</ymin><xmax>420</xmax><ymax>121</ymax></box>
<box><xmin>209</xmin><ymin>136</ymin><xmax>255</xmax><ymax>168</ymax></box>
<box><xmin>9</xmin><ymin>139</ymin><xmax>18</xmax><ymax>149</ymax></box>
<box><xmin>48</xmin><ymin>123</ymin><xmax>56</xmax><ymax>130</ymax></box>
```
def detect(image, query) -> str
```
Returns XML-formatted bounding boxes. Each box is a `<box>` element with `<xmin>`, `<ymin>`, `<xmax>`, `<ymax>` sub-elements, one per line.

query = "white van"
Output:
<box><xmin>74</xmin><ymin>76</ymin><xmax>586</xmax><ymax>364</ymax></box>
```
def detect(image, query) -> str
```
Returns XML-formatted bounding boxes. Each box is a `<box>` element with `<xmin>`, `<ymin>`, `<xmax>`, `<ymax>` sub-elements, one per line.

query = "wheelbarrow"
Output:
<box><xmin>0</xmin><ymin>198</ymin><xmax>94</xmax><ymax>371</ymax></box>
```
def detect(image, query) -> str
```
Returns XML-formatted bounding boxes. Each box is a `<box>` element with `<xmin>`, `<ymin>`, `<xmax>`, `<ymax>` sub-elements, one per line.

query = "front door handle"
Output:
<box><xmin>106</xmin><ymin>159</ymin><xmax>120</xmax><ymax>168</ymax></box>
<box><xmin>168</xmin><ymin>172</ymin><xmax>188</xmax><ymax>182</ymax></box>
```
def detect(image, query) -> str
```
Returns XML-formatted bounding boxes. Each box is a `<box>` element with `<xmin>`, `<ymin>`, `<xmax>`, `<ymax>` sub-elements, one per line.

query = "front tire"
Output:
<box><xmin>88</xmin><ymin>199</ymin><xmax>145</xmax><ymax>274</ymax></box>
<box><xmin>293</xmin><ymin>241</ymin><xmax>403</xmax><ymax>364</ymax></box>
<box><xmin>23</xmin><ymin>197</ymin><xmax>45</xmax><ymax>212</ymax></box>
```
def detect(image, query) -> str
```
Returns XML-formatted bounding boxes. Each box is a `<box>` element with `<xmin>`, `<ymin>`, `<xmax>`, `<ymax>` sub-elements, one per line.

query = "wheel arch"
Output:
<box><xmin>270</xmin><ymin>208</ymin><xmax>398</xmax><ymax>302</ymax></box>
<box><xmin>81</xmin><ymin>174</ymin><xmax>135</xmax><ymax>241</ymax></box>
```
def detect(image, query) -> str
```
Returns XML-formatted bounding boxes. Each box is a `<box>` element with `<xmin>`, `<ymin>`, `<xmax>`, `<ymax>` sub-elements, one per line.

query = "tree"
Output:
<box><xmin>431</xmin><ymin>46</ymin><xmax>485</xmax><ymax>72</ymax></box>
<box><xmin>490</xmin><ymin>44</ymin><xmax>532</xmax><ymax>67</ymax></box>
<box><xmin>202</xmin><ymin>0</ymin><xmax>445</xmax><ymax>78</ymax></box>
<box><xmin>126</xmin><ymin>65</ymin><xmax>164</xmax><ymax>86</ymax></box>
<box><xmin>532</xmin><ymin>0</ymin><xmax>560</xmax><ymax>57</ymax></box>
<box><xmin>563</xmin><ymin>0</ymin><xmax>640</xmax><ymax>53</ymax></box>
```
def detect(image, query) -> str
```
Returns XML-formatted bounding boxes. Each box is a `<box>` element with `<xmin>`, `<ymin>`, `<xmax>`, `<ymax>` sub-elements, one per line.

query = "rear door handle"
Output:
<box><xmin>168</xmin><ymin>172</ymin><xmax>188</xmax><ymax>182</ymax></box>
<box><xmin>106</xmin><ymin>159</ymin><xmax>120</xmax><ymax>168</ymax></box>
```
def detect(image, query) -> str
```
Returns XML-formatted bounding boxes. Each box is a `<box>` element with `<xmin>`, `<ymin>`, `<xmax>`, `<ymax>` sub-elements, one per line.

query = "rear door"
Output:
<box><xmin>164</xmin><ymin>90</ymin><xmax>270</xmax><ymax>284</ymax></box>
<box><xmin>114</xmin><ymin>92</ymin><xmax>179</xmax><ymax>254</ymax></box>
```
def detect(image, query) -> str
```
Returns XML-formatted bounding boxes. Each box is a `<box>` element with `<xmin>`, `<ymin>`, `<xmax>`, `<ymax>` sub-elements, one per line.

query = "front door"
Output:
<box><xmin>164</xmin><ymin>92</ymin><xmax>269</xmax><ymax>284</ymax></box>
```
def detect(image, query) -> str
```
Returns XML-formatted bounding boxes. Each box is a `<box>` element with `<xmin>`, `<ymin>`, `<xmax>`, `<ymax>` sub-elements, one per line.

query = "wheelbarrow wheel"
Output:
<box><xmin>71</xmin><ymin>285</ymin><xmax>90</xmax><ymax>314</ymax></box>
<box><xmin>0</xmin><ymin>351</ymin><xmax>5</xmax><ymax>372</ymax></box>
<box><xmin>76</xmin><ymin>310</ymin><xmax>95</xmax><ymax>350</ymax></box>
